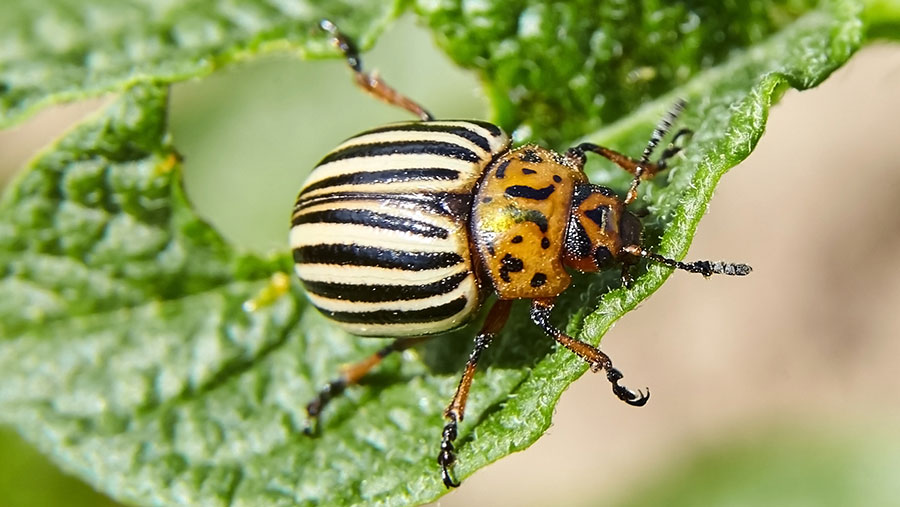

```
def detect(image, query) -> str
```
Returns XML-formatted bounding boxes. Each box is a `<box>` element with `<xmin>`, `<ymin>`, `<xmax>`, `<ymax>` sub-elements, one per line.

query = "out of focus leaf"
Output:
<box><xmin>0</xmin><ymin>0</ymin><xmax>404</xmax><ymax>128</ymax></box>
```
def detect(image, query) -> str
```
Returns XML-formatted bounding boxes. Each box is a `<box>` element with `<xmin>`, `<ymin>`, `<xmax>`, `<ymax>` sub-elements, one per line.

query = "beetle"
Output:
<box><xmin>292</xmin><ymin>20</ymin><xmax>751</xmax><ymax>488</ymax></box>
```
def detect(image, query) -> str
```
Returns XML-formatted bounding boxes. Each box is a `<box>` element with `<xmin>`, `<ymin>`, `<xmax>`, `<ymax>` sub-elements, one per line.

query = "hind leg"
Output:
<box><xmin>305</xmin><ymin>336</ymin><xmax>431</xmax><ymax>434</ymax></box>
<box><xmin>320</xmin><ymin>19</ymin><xmax>434</xmax><ymax>121</ymax></box>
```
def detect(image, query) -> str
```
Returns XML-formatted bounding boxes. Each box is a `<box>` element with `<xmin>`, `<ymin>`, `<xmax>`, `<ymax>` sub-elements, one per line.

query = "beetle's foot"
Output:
<box><xmin>437</xmin><ymin>417</ymin><xmax>461</xmax><ymax>488</ymax></box>
<box><xmin>303</xmin><ymin>398</ymin><xmax>324</xmax><ymax>436</ymax></box>
<box><xmin>656</xmin><ymin>128</ymin><xmax>693</xmax><ymax>170</ymax></box>
<box><xmin>302</xmin><ymin>416</ymin><xmax>320</xmax><ymax>436</ymax></box>
<box><xmin>606</xmin><ymin>366</ymin><xmax>650</xmax><ymax>407</ymax></box>
<box><xmin>302</xmin><ymin>401</ymin><xmax>323</xmax><ymax>436</ymax></box>
<box><xmin>302</xmin><ymin>378</ymin><xmax>346</xmax><ymax>436</ymax></box>
<box><xmin>620</xmin><ymin>264</ymin><xmax>635</xmax><ymax>288</ymax></box>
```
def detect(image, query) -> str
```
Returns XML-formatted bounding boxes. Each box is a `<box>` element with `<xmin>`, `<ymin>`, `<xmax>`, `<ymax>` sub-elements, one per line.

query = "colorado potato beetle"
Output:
<box><xmin>292</xmin><ymin>20</ymin><xmax>751</xmax><ymax>488</ymax></box>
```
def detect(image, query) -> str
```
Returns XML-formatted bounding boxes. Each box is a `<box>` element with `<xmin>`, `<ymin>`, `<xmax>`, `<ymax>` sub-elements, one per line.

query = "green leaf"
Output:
<box><xmin>415</xmin><ymin>0</ymin><xmax>821</xmax><ymax>146</ymax></box>
<box><xmin>0</xmin><ymin>0</ymin><xmax>405</xmax><ymax>128</ymax></box>
<box><xmin>1</xmin><ymin>1</ymin><xmax>895</xmax><ymax>506</ymax></box>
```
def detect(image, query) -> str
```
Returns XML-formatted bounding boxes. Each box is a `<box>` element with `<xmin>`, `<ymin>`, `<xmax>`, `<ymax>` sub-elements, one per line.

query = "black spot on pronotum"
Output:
<box><xmin>541</xmin><ymin>237</ymin><xmax>550</xmax><ymax>249</ymax></box>
<box><xmin>487</xmin><ymin>244</ymin><xmax>496</xmax><ymax>256</ymax></box>
<box><xmin>499</xmin><ymin>253</ymin><xmax>524</xmax><ymax>282</ymax></box>
<box><xmin>505</xmin><ymin>184</ymin><xmax>555</xmax><ymax>200</ymax></box>
<box><xmin>530</xmin><ymin>273</ymin><xmax>547</xmax><ymax>287</ymax></box>
<box><xmin>482</xmin><ymin>197</ymin><xmax>492</xmax><ymax>203</ymax></box>
<box><xmin>495</xmin><ymin>160</ymin><xmax>511</xmax><ymax>179</ymax></box>
<box><xmin>519</xmin><ymin>149</ymin><xmax>543</xmax><ymax>163</ymax></box>
<box><xmin>511</xmin><ymin>235</ymin><xmax>523</xmax><ymax>243</ymax></box>
<box><xmin>522</xmin><ymin>168</ymin><xmax>537</xmax><ymax>175</ymax></box>
<box><xmin>552</xmin><ymin>175</ymin><xmax>562</xmax><ymax>183</ymax></box>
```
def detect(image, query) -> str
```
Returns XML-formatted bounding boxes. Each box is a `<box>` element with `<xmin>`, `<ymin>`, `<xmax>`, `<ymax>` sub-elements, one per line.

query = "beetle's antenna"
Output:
<box><xmin>319</xmin><ymin>19</ymin><xmax>434</xmax><ymax>121</ymax></box>
<box><xmin>622</xmin><ymin>245</ymin><xmax>751</xmax><ymax>277</ymax></box>
<box><xmin>624</xmin><ymin>99</ymin><xmax>686</xmax><ymax>204</ymax></box>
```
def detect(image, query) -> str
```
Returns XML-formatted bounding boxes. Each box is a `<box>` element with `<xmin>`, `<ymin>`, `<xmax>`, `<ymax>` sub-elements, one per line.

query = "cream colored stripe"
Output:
<box><xmin>305</xmin><ymin>276</ymin><xmax>476</xmax><ymax>313</ymax></box>
<box><xmin>332</xmin><ymin>129</ymin><xmax>488</xmax><ymax>158</ymax></box>
<box><xmin>331</xmin><ymin>287</ymin><xmax>481</xmax><ymax>337</ymax></box>
<box><xmin>301</xmin><ymin>153</ymin><xmax>481</xmax><ymax>191</ymax></box>
<box><xmin>294</xmin><ymin>263</ymin><xmax>466</xmax><ymax>285</ymax></box>
<box><xmin>298</xmin><ymin>180</ymin><xmax>473</xmax><ymax>200</ymax></box>
<box><xmin>292</xmin><ymin>199</ymin><xmax>458</xmax><ymax>231</ymax></box>
<box><xmin>289</xmin><ymin>222</ymin><xmax>459</xmax><ymax>253</ymax></box>
<box><xmin>421</xmin><ymin>121</ymin><xmax>510</xmax><ymax>153</ymax></box>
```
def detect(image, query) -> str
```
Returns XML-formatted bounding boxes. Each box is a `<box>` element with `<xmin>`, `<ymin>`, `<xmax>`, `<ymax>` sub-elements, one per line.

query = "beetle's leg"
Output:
<box><xmin>565</xmin><ymin>143</ymin><xmax>665</xmax><ymax>180</ymax></box>
<box><xmin>655</xmin><ymin>128</ymin><xmax>693</xmax><ymax>170</ymax></box>
<box><xmin>304</xmin><ymin>336</ymin><xmax>430</xmax><ymax>435</ymax></box>
<box><xmin>530</xmin><ymin>298</ymin><xmax>650</xmax><ymax>406</ymax></box>
<box><xmin>319</xmin><ymin>19</ymin><xmax>434</xmax><ymax>121</ymax></box>
<box><xmin>622</xmin><ymin>99</ymin><xmax>687</xmax><ymax>204</ymax></box>
<box><xmin>565</xmin><ymin>99</ymin><xmax>687</xmax><ymax>205</ymax></box>
<box><xmin>622</xmin><ymin>245</ymin><xmax>752</xmax><ymax>277</ymax></box>
<box><xmin>439</xmin><ymin>299</ymin><xmax>513</xmax><ymax>489</ymax></box>
<box><xmin>620</xmin><ymin>261</ymin><xmax>636</xmax><ymax>288</ymax></box>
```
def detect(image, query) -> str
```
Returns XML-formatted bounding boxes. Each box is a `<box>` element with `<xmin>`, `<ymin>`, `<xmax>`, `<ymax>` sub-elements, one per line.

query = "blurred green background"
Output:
<box><xmin>1</xmin><ymin>15</ymin><xmax>900</xmax><ymax>507</ymax></box>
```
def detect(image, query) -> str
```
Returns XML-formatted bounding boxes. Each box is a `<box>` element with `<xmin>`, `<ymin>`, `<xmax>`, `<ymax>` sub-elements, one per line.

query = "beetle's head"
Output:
<box><xmin>562</xmin><ymin>184</ymin><xmax>641</xmax><ymax>273</ymax></box>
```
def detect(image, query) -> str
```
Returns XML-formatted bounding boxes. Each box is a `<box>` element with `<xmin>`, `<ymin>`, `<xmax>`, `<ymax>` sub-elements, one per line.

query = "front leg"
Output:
<box><xmin>438</xmin><ymin>299</ymin><xmax>513</xmax><ymax>488</ymax></box>
<box><xmin>530</xmin><ymin>298</ymin><xmax>649</xmax><ymax>406</ymax></box>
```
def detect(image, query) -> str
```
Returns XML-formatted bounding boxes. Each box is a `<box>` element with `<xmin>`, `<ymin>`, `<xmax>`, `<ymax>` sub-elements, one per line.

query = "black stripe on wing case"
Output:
<box><xmin>318</xmin><ymin>141</ymin><xmax>481</xmax><ymax>165</ymax></box>
<box><xmin>360</xmin><ymin>123</ymin><xmax>492</xmax><ymax>152</ymax></box>
<box><xmin>462</xmin><ymin>120</ymin><xmax>503</xmax><ymax>138</ymax></box>
<box><xmin>294</xmin><ymin>244</ymin><xmax>463</xmax><ymax>271</ymax></box>
<box><xmin>292</xmin><ymin>208</ymin><xmax>449</xmax><ymax>239</ymax></box>
<box><xmin>317</xmin><ymin>296</ymin><xmax>469</xmax><ymax>324</ymax></box>
<box><xmin>301</xmin><ymin>168</ymin><xmax>460</xmax><ymax>193</ymax></box>
<box><xmin>294</xmin><ymin>192</ymin><xmax>468</xmax><ymax>217</ymax></box>
<box><xmin>302</xmin><ymin>271</ymin><xmax>469</xmax><ymax>303</ymax></box>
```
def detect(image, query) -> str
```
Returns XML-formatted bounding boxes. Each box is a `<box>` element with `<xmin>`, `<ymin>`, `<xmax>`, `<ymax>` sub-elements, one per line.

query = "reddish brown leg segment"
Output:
<box><xmin>565</xmin><ymin>128</ymin><xmax>691</xmax><ymax>187</ymax></box>
<box><xmin>530</xmin><ymin>298</ymin><xmax>650</xmax><ymax>406</ymax></box>
<box><xmin>623</xmin><ymin>100</ymin><xmax>687</xmax><ymax>204</ymax></box>
<box><xmin>320</xmin><ymin>19</ymin><xmax>434</xmax><ymax>121</ymax></box>
<box><xmin>304</xmin><ymin>336</ymin><xmax>430</xmax><ymax>435</ymax></box>
<box><xmin>439</xmin><ymin>299</ymin><xmax>513</xmax><ymax>488</ymax></box>
<box><xmin>565</xmin><ymin>143</ymin><xmax>666</xmax><ymax>180</ymax></box>
<box><xmin>566</xmin><ymin>100</ymin><xmax>690</xmax><ymax>205</ymax></box>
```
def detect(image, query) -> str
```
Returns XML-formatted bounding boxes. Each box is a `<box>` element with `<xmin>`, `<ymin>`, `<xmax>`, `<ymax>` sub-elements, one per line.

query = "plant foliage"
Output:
<box><xmin>0</xmin><ymin>0</ymin><xmax>896</xmax><ymax>505</ymax></box>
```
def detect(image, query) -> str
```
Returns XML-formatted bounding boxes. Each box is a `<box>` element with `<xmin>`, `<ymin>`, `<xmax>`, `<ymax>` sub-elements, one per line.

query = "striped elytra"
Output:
<box><xmin>291</xmin><ymin>120</ymin><xmax>510</xmax><ymax>336</ymax></box>
<box><xmin>300</xmin><ymin>20</ymin><xmax>752</xmax><ymax>490</ymax></box>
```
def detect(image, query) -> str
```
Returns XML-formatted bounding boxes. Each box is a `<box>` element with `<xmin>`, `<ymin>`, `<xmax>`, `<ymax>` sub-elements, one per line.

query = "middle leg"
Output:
<box><xmin>438</xmin><ymin>299</ymin><xmax>513</xmax><ymax>488</ymax></box>
<box><xmin>305</xmin><ymin>335</ymin><xmax>430</xmax><ymax>435</ymax></box>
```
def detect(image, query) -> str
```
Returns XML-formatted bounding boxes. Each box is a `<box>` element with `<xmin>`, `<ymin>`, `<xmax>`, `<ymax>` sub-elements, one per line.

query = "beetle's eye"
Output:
<box><xmin>593</xmin><ymin>245</ymin><xmax>613</xmax><ymax>266</ymax></box>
